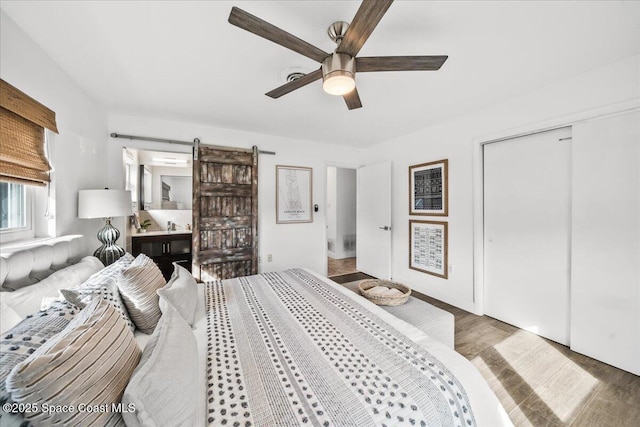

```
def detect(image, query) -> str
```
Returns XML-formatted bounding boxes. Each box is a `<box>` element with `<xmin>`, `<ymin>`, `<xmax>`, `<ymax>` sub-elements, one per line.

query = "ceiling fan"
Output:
<box><xmin>228</xmin><ymin>0</ymin><xmax>448</xmax><ymax>110</ymax></box>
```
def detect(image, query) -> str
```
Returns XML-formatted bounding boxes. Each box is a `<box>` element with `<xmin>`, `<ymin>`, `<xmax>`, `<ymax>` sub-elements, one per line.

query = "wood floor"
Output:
<box><xmin>409</xmin><ymin>291</ymin><xmax>640</xmax><ymax>427</ymax></box>
<box><xmin>327</xmin><ymin>257</ymin><xmax>357</xmax><ymax>277</ymax></box>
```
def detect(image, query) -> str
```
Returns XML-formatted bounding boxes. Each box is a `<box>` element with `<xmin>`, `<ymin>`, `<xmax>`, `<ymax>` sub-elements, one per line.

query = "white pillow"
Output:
<box><xmin>0</xmin><ymin>299</ymin><xmax>22</xmax><ymax>334</ymax></box>
<box><xmin>0</xmin><ymin>256</ymin><xmax>104</xmax><ymax>319</ymax></box>
<box><xmin>157</xmin><ymin>263</ymin><xmax>198</xmax><ymax>326</ymax></box>
<box><xmin>5</xmin><ymin>298</ymin><xmax>141</xmax><ymax>426</ymax></box>
<box><xmin>122</xmin><ymin>301</ymin><xmax>198</xmax><ymax>427</ymax></box>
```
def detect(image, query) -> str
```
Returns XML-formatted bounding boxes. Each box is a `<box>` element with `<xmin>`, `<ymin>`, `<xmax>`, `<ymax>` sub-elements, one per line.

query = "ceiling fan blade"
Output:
<box><xmin>336</xmin><ymin>0</ymin><xmax>394</xmax><ymax>57</ymax></box>
<box><xmin>265</xmin><ymin>69</ymin><xmax>323</xmax><ymax>98</ymax></box>
<box><xmin>357</xmin><ymin>55</ymin><xmax>448</xmax><ymax>72</ymax></box>
<box><xmin>343</xmin><ymin>88</ymin><xmax>363</xmax><ymax>110</ymax></box>
<box><xmin>229</xmin><ymin>7</ymin><xmax>329</xmax><ymax>63</ymax></box>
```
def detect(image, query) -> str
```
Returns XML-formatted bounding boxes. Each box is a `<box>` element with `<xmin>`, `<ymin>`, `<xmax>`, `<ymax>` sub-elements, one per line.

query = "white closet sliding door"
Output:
<box><xmin>484</xmin><ymin>127</ymin><xmax>572</xmax><ymax>345</ymax></box>
<box><xmin>571</xmin><ymin>110</ymin><xmax>640</xmax><ymax>375</ymax></box>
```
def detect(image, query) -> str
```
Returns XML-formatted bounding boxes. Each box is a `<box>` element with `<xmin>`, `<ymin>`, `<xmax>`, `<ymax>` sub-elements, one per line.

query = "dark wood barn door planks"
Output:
<box><xmin>192</xmin><ymin>144</ymin><xmax>258</xmax><ymax>281</ymax></box>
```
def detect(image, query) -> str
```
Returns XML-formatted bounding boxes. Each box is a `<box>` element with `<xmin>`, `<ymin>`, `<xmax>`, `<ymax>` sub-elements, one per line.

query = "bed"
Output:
<box><xmin>1</xmin><ymin>239</ymin><xmax>511</xmax><ymax>427</ymax></box>
<box><xmin>189</xmin><ymin>269</ymin><xmax>510</xmax><ymax>426</ymax></box>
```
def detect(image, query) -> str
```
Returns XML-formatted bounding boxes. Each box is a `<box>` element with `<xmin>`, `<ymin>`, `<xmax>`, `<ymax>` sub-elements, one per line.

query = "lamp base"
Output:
<box><xmin>94</xmin><ymin>218</ymin><xmax>125</xmax><ymax>266</ymax></box>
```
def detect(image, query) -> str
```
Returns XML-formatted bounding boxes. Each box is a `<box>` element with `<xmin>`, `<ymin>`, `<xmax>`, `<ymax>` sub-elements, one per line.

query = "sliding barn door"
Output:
<box><xmin>192</xmin><ymin>144</ymin><xmax>258</xmax><ymax>281</ymax></box>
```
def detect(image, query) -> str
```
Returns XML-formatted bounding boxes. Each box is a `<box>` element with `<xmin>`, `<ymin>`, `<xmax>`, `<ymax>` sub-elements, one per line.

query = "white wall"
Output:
<box><xmin>0</xmin><ymin>11</ymin><xmax>108</xmax><ymax>253</ymax></box>
<box><xmin>570</xmin><ymin>110</ymin><xmax>640</xmax><ymax>375</ymax></box>
<box><xmin>138</xmin><ymin>210</ymin><xmax>192</xmax><ymax>233</ymax></box>
<box><xmin>364</xmin><ymin>54</ymin><xmax>640</xmax><ymax>313</ymax></box>
<box><xmin>107</xmin><ymin>113</ymin><xmax>365</xmax><ymax>275</ymax></box>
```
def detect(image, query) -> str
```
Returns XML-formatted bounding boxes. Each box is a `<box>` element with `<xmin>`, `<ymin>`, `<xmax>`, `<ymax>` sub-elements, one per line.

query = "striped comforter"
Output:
<box><xmin>205</xmin><ymin>269</ymin><xmax>476</xmax><ymax>427</ymax></box>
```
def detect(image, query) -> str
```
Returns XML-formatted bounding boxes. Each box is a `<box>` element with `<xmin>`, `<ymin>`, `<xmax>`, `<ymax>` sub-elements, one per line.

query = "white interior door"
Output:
<box><xmin>484</xmin><ymin>127</ymin><xmax>571</xmax><ymax>345</ymax></box>
<box><xmin>357</xmin><ymin>162</ymin><xmax>391</xmax><ymax>279</ymax></box>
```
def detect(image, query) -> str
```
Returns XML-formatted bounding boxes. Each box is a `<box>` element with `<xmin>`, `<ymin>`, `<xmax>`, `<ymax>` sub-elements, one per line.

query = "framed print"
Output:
<box><xmin>276</xmin><ymin>165</ymin><xmax>313</xmax><ymax>224</ymax></box>
<box><xmin>409</xmin><ymin>220</ymin><xmax>448</xmax><ymax>279</ymax></box>
<box><xmin>409</xmin><ymin>159</ymin><xmax>448</xmax><ymax>216</ymax></box>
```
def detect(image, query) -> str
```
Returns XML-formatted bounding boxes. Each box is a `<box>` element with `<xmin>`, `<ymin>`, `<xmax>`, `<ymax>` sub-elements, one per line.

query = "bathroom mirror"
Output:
<box><xmin>160</xmin><ymin>175</ymin><xmax>192</xmax><ymax>209</ymax></box>
<box><xmin>123</xmin><ymin>148</ymin><xmax>192</xmax><ymax>211</ymax></box>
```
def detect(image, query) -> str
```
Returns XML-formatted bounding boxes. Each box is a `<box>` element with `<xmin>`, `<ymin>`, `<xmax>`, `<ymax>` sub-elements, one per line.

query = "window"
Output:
<box><xmin>0</xmin><ymin>79</ymin><xmax>53</xmax><ymax>242</ymax></box>
<box><xmin>0</xmin><ymin>182</ymin><xmax>28</xmax><ymax>231</ymax></box>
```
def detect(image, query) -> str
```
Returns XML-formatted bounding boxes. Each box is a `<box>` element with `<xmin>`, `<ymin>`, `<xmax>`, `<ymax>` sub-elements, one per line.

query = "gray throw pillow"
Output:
<box><xmin>5</xmin><ymin>298</ymin><xmax>141</xmax><ymax>426</ymax></box>
<box><xmin>117</xmin><ymin>254</ymin><xmax>166</xmax><ymax>334</ymax></box>
<box><xmin>62</xmin><ymin>252</ymin><xmax>135</xmax><ymax>330</ymax></box>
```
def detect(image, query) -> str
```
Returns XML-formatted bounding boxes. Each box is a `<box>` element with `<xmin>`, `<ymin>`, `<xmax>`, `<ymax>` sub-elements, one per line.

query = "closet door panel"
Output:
<box><xmin>484</xmin><ymin>127</ymin><xmax>571</xmax><ymax>345</ymax></box>
<box><xmin>571</xmin><ymin>111</ymin><xmax>640</xmax><ymax>375</ymax></box>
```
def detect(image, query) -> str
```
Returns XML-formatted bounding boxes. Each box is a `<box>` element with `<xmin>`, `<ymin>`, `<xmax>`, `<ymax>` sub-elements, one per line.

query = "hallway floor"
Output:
<box><xmin>327</xmin><ymin>257</ymin><xmax>357</xmax><ymax>277</ymax></box>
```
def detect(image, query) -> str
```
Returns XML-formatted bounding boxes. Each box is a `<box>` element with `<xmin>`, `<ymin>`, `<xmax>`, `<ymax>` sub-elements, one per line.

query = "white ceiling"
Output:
<box><xmin>2</xmin><ymin>1</ymin><xmax>638</xmax><ymax>147</ymax></box>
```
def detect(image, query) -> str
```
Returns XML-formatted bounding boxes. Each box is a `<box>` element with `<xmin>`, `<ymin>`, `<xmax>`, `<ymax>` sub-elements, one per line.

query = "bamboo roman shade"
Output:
<box><xmin>0</xmin><ymin>79</ymin><xmax>58</xmax><ymax>186</ymax></box>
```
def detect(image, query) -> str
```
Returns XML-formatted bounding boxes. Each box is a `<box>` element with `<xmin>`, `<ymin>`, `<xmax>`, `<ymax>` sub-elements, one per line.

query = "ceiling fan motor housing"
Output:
<box><xmin>321</xmin><ymin>53</ymin><xmax>356</xmax><ymax>95</ymax></box>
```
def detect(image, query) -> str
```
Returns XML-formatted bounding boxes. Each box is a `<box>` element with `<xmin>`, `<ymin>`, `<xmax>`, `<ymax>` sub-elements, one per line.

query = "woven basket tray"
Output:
<box><xmin>358</xmin><ymin>279</ymin><xmax>411</xmax><ymax>306</ymax></box>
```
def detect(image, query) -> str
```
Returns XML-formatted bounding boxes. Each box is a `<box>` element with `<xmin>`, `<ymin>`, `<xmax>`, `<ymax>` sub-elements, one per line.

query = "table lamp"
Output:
<box><xmin>78</xmin><ymin>189</ymin><xmax>133</xmax><ymax>265</ymax></box>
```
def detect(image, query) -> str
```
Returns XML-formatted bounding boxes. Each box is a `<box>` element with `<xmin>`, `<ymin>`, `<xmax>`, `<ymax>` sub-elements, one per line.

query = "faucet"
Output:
<box><xmin>167</xmin><ymin>221</ymin><xmax>173</xmax><ymax>232</ymax></box>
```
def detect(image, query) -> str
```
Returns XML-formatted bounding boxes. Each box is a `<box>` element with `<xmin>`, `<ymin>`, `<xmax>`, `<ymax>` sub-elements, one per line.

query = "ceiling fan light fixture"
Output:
<box><xmin>322</xmin><ymin>53</ymin><xmax>356</xmax><ymax>96</ymax></box>
<box><xmin>322</xmin><ymin>71</ymin><xmax>356</xmax><ymax>96</ymax></box>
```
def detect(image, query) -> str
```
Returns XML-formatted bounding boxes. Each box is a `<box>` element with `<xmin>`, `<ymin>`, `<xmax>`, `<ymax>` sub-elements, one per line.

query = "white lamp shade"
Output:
<box><xmin>78</xmin><ymin>189</ymin><xmax>133</xmax><ymax>219</ymax></box>
<box><xmin>322</xmin><ymin>73</ymin><xmax>356</xmax><ymax>96</ymax></box>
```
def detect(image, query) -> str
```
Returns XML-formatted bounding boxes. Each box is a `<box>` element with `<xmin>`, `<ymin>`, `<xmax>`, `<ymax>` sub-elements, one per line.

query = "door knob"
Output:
<box><xmin>378</xmin><ymin>226</ymin><xmax>391</xmax><ymax>231</ymax></box>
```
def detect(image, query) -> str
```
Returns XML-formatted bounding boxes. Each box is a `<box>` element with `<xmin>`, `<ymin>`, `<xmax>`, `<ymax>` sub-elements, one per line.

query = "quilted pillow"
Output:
<box><xmin>157</xmin><ymin>263</ymin><xmax>198</xmax><ymax>326</ymax></box>
<box><xmin>117</xmin><ymin>254</ymin><xmax>166</xmax><ymax>334</ymax></box>
<box><xmin>62</xmin><ymin>253</ymin><xmax>135</xmax><ymax>330</ymax></box>
<box><xmin>122</xmin><ymin>300</ymin><xmax>198</xmax><ymax>427</ymax></box>
<box><xmin>5</xmin><ymin>298</ymin><xmax>141</xmax><ymax>426</ymax></box>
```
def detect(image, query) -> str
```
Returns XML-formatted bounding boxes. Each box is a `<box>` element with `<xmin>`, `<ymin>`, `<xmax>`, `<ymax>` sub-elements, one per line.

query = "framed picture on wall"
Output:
<box><xmin>276</xmin><ymin>165</ymin><xmax>313</xmax><ymax>224</ymax></box>
<box><xmin>409</xmin><ymin>220</ymin><xmax>448</xmax><ymax>279</ymax></box>
<box><xmin>409</xmin><ymin>159</ymin><xmax>448</xmax><ymax>216</ymax></box>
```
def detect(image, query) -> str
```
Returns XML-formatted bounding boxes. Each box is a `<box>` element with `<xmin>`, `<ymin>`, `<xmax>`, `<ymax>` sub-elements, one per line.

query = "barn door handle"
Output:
<box><xmin>378</xmin><ymin>226</ymin><xmax>391</xmax><ymax>231</ymax></box>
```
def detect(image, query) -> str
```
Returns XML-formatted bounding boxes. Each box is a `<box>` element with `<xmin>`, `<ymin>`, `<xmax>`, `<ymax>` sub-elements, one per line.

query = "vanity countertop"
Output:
<box><xmin>132</xmin><ymin>230</ymin><xmax>193</xmax><ymax>238</ymax></box>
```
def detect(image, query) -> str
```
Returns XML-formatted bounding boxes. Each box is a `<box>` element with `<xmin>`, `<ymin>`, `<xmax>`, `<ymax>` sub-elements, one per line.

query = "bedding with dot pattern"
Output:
<box><xmin>204</xmin><ymin>269</ymin><xmax>479</xmax><ymax>427</ymax></box>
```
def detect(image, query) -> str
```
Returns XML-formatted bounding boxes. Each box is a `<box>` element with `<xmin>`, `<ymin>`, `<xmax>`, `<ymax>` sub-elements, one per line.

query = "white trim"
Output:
<box><xmin>0</xmin><ymin>234</ymin><xmax>83</xmax><ymax>253</ymax></box>
<box><xmin>472</xmin><ymin>99</ymin><xmax>640</xmax><ymax>315</ymax></box>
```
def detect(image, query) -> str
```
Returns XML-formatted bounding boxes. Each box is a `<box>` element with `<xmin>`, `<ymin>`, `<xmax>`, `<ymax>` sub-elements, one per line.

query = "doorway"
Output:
<box><xmin>122</xmin><ymin>147</ymin><xmax>193</xmax><ymax>232</ymax></box>
<box><xmin>326</xmin><ymin>166</ymin><xmax>357</xmax><ymax>277</ymax></box>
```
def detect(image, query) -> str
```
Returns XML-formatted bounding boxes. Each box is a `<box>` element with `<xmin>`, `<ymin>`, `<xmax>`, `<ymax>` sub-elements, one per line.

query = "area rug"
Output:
<box><xmin>329</xmin><ymin>271</ymin><xmax>375</xmax><ymax>284</ymax></box>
